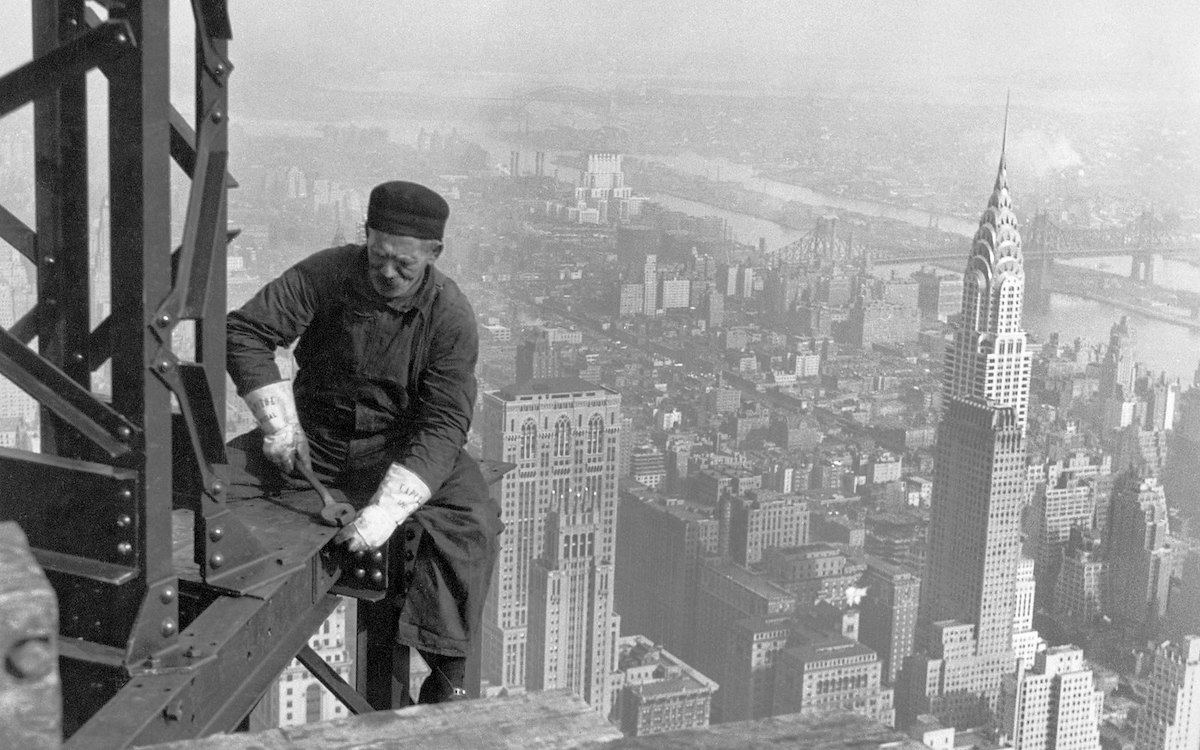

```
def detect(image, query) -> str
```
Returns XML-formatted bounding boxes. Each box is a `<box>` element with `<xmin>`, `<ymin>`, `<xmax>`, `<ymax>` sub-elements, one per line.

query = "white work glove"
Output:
<box><xmin>335</xmin><ymin>463</ymin><xmax>430</xmax><ymax>552</ymax></box>
<box><xmin>244</xmin><ymin>380</ymin><xmax>310</xmax><ymax>474</ymax></box>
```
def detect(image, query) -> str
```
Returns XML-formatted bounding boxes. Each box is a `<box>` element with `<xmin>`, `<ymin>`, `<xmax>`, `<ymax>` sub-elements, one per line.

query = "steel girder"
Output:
<box><xmin>0</xmin><ymin>0</ymin><xmax>297</xmax><ymax>739</ymax></box>
<box><xmin>0</xmin><ymin>2</ymin><xmax>513</xmax><ymax>745</ymax></box>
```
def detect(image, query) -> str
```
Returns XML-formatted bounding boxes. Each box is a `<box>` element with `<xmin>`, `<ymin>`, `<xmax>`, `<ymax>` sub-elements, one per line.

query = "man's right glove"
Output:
<box><xmin>243</xmin><ymin>380</ymin><xmax>309</xmax><ymax>473</ymax></box>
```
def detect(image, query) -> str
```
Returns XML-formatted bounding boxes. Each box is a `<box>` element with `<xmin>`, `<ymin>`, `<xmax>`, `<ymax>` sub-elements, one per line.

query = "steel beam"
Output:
<box><xmin>9</xmin><ymin>303</ymin><xmax>39</xmax><ymax>345</ymax></box>
<box><xmin>65</xmin><ymin>498</ymin><xmax>345</xmax><ymax>748</ymax></box>
<box><xmin>296</xmin><ymin>644</ymin><xmax>374</xmax><ymax>715</ymax></box>
<box><xmin>0</xmin><ymin>18</ymin><xmax>134</xmax><ymax>118</ymax></box>
<box><xmin>103</xmin><ymin>0</ymin><xmax>179</xmax><ymax>667</ymax></box>
<box><xmin>0</xmin><ymin>325</ymin><xmax>137</xmax><ymax>457</ymax></box>
<box><xmin>168</xmin><ymin>106</ymin><xmax>238</xmax><ymax>188</ymax></box>
<box><xmin>33</xmin><ymin>0</ymin><xmax>94</xmax><ymax>460</ymax></box>
<box><xmin>0</xmin><ymin>203</ymin><xmax>36</xmax><ymax>262</ymax></box>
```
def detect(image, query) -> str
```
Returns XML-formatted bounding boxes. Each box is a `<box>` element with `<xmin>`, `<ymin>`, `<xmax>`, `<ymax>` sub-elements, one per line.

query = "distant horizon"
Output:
<box><xmin>2</xmin><ymin>2</ymin><xmax>1198</xmax><ymax>108</ymax></box>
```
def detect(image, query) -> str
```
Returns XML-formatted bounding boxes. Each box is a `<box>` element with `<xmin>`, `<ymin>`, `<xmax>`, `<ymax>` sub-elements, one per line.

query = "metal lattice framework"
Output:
<box><xmin>768</xmin><ymin>216</ymin><xmax>860</xmax><ymax>270</ymax></box>
<box><xmin>0</xmin><ymin>2</ymin><xmax>474</xmax><ymax>746</ymax></box>
<box><xmin>1023</xmin><ymin>209</ymin><xmax>1182</xmax><ymax>284</ymax></box>
<box><xmin>1022</xmin><ymin>211</ymin><xmax>1083</xmax><ymax>263</ymax></box>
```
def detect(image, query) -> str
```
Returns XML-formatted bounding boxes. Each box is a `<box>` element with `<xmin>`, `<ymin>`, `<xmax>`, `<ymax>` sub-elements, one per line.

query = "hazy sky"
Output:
<box><xmin>2</xmin><ymin>1</ymin><xmax>1197</xmax><ymax>101</ymax></box>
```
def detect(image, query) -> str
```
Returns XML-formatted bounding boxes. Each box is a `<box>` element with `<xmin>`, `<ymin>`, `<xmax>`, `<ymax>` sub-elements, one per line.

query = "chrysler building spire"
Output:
<box><xmin>947</xmin><ymin>102</ymin><xmax>1030</xmax><ymax>427</ymax></box>
<box><xmin>901</xmin><ymin>104</ymin><xmax>1038</xmax><ymax>730</ymax></box>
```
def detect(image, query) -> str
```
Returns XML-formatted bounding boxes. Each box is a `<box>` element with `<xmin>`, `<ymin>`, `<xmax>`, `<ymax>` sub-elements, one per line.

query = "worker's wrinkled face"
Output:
<box><xmin>365</xmin><ymin>229</ymin><xmax>441</xmax><ymax>299</ymax></box>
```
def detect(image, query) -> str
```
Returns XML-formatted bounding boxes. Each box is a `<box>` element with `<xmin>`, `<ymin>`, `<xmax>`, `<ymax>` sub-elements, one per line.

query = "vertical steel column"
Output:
<box><xmin>356</xmin><ymin>598</ymin><xmax>412</xmax><ymax>709</ymax></box>
<box><xmin>193</xmin><ymin>3</ymin><xmax>228</xmax><ymax>444</ymax></box>
<box><xmin>105</xmin><ymin>0</ymin><xmax>180</xmax><ymax>662</ymax></box>
<box><xmin>32</xmin><ymin>0</ymin><xmax>91</xmax><ymax>459</ymax></box>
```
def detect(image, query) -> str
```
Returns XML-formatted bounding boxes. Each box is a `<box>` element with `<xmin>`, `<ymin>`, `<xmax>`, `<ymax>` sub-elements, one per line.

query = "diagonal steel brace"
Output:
<box><xmin>0</xmin><ymin>324</ymin><xmax>138</xmax><ymax>458</ymax></box>
<box><xmin>0</xmin><ymin>20</ymin><xmax>135</xmax><ymax>119</ymax></box>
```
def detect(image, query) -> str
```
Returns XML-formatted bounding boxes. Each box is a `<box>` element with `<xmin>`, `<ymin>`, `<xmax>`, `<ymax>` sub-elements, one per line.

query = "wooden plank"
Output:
<box><xmin>599</xmin><ymin>710</ymin><xmax>928</xmax><ymax>749</ymax></box>
<box><xmin>143</xmin><ymin>691</ymin><xmax>622</xmax><ymax>750</ymax></box>
<box><xmin>139</xmin><ymin>692</ymin><xmax>925</xmax><ymax>750</ymax></box>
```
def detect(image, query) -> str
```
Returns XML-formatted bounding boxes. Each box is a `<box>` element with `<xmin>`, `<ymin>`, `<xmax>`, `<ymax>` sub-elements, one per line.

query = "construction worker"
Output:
<box><xmin>226</xmin><ymin>180</ymin><xmax>502</xmax><ymax>704</ymax></box>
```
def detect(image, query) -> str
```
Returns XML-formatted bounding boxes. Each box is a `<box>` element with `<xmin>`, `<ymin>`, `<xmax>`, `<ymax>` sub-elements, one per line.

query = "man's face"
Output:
<box><xmin>366</xmin><ymin>229</ymin><xmax>440</xmax><ymax>299</ymax></box>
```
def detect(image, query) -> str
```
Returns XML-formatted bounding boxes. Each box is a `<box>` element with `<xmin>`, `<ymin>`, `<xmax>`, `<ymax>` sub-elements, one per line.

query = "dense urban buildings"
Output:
<box><xmin>999</xmin><ymin>646</ymin><xmax>1102</xmax><ymax>750</ymax></box>
<box><xmin>611</xmin><ymin>635</ymin><xmax>718</xmax><ymax>736</ymax></box>
<box><xmin>1135</xmin><ymin>636</ymin><xmax>1200</xmax><ymax>750</ymax></box>
<box><xmin>772</xmin><ymin>621</ymin><xmax>895</xmax><ymax>726</ymax></box>
<box><xmin>5</xmin><ymin>45</ymin><xmax>1198</xmax><ymax>742</ymax></box>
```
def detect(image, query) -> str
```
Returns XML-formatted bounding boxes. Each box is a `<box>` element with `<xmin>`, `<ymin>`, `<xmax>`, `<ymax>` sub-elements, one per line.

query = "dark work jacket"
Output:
<box><xmin>228</xmin><ymin>243</ymin><xmax>477</xmax><ymax>495</ymax></box>
<box><xmin>227</xmin><ymin>244</ymin><xmax>502</xmax><ymax>657</ymax></box>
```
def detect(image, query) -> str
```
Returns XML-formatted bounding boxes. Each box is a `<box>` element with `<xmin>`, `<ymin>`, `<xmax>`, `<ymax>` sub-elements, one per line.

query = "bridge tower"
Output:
<box><xmin>1021</xmin><ymin>211</ymin><xmax>1055</xmax><ymax>312</ymax></box>
<box><xmin>1127</xmin><ymin>209</ymin><xmax>1165</xmax><ymax>284</ymax></box>
<box><xmin>771</xmin><ymin>216</ymin><xmax>856</xmax><ymax>272</ymax></box>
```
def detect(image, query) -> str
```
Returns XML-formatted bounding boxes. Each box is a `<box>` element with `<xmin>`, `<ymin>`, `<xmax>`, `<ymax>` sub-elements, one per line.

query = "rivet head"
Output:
<box><xmin>70</xmin><ymin>351</ymin><xmax>84</xmax><ymax>363</ymax></box>
<box><xmin>115</xmin><ymin>32</ymin><xmax>128</xmax><ymax>45</ymax></box>
<box><xmin>211</xmin><ymin>109</ymin><xmax>224</xmax><ymax>123</ymax></box>
<box><xmin>354</xmin><ymin>550</ymin><xmax>365</xmax><ymax>560</ymax></box>
<box><xmin>116</xmin><ymin>514</ymin><xmax>132</xmax><ymax>528</ymax></box>
<box><xmin>354</xmin><ymin>568</ymin><xmax>366</xmax><ymax>579</ymax></box>
<box><xmin>160</xmin><ymin>618</ymin><xmax>177</xmax><ymax>637</ymax></box>
<box><xmin>156</xmin><ymin>359</ymin><xmax>172</xmax><ymax>372</ymax></box>
<box><xmin>370</xmin><ymin>570</ymin><xmax>383</xmax><ymax>583</ymax></box>
<box><xmin>209</xmin><ymin>553</ymin><xmax>224</xmax><ymax>569</ymax></box>
<box><xmin>208</xmin><ymin>526</ymin><xmax>224</xmax><ymax>542</ymax></box>
<box><xmin>155</xmin><ymin>313</ymin><xmax>171</xmax><ymax>327</ymax></box>
<box><xmin>159</xmin><ymin>587</ymin><xmax>176</xmax><ymax>604</ymax></box>
<box><xmin>209</xmin><ymin>480</ymin><xmax>225</xmax><ymax>495</ymax></box>
<box><xmin>371</xmin><ymin>550</ymin><xmax>383</xmax><ymax>563</ymax></box>
<box><xmin>214</xmin><ymin>63</ymin><xmax>226</xmax><ymax>76</ymax></box>
<box><xmin>5</xmin><ymin>639</ymin><xmax>53</xmax><ymax>681</ymax></box>
<box><xmin>42</xmin><ymin>256</ymin><xmax>55</xmax><ymax>265</ymax></box>
<box><xmin>117</xmin><ymin>487</ymin><xmax>133</xmax><ymax>501</ymax></box>
<box><xmin>116</xmin><ymin>425</ymin><xmax>132</xmax><ymax>440</ymax></box>
<box><xmin>117</xmin><ymin>542</ymin><xmax>133</xmax><ymax>556</ymax></box>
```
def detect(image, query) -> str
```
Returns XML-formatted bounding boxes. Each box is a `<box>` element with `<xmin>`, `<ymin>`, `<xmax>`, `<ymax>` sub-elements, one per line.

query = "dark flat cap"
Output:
<box><xmin>367</xmin><ymin>181</ymin><xmax>449</xmax><ymax>240</ymax></box>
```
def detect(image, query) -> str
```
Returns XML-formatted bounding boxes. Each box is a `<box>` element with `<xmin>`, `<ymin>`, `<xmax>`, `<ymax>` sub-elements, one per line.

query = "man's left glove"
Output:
<box><xmin>243</xmin><ymin>380</ymin><xmax>310</xmax><ymax>474</ymax></box>
<box><xmin>334</xmin><ymin>463</ymin><xmax>430</xmax><ymax>552</ymax></box>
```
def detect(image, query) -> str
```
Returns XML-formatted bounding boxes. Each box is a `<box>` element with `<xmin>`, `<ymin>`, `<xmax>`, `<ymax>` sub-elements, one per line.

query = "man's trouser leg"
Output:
<box><xmin>417</xmin><ymin>650</ymin><xmax>467</xmax><ymax>704</ymax></box>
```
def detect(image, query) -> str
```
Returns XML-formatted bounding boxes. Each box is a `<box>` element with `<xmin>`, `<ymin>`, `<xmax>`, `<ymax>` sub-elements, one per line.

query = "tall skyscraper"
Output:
<box><xmin>1135</xmin><ymin>636</ymin><xmax>1200</xmax><ymax>750</ymax></box>
<box><xmin>1105</xmin><ymin>471</ymin><xmax>1173</xmax><ymax>629</ymax></box>
<box><xmin>479</xmin><ymin>379</ymin><xmax>622</xmax><ymax>713</ymax></box>
<box><xmin>1028</xmin><ymin>477</ymin><xmax>1094</xmax><ymax>607</ymax></box>
<box><xmin>515</xmin><ymin>328</ymin><xmax>564</xmax><ymax>384</ymax></box>
<box><xmin>643</xmin><ymin>254</ymin><xmax>658</xmax><ymax>315</ymax></box>
<box><xmin>615</xmin><ymin>488</ymin><xmax>719</xmax><ymax>664</ymax></box>
<box><xmin>901</xmin><ymin>123</ymin><xmax>1034</xmax><ymax>729</ymax></box>
<box><xmin>1100</xmin><ymin>316</ymin><xmax>1136</xmax><ymax>400</ymax></box>
<box><xmin>859</xmin><ymin>557</ymin><xmax>921</xmax><ymax>685</ymax></box>
<box><xmin>999</xmin><ymin>646</ymin><xmax>1102</xmax><ymax>750</ymax></box>
<box><xmin>574</xmin><ymin>152</ymin><xmax>640</xmax><ymax>224</ymax></box>
<box><xmin>694</xmin><ymin>559</ymin><xmax>795</xmax><ymax>722</ymax></box>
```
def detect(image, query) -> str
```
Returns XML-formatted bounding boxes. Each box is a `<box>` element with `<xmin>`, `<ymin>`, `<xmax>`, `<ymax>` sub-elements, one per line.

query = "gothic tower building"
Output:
<box><xmin>479</xmin><ymin>379</ymin><xmax>622</xmax><ymax>714</ymax></box>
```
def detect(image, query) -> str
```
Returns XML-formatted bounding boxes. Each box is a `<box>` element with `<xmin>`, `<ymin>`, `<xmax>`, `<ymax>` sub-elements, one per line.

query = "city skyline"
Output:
<box><xmin>2</xmin><ymin>6</ymin><xmax>1199</xmax><ymax>744</ymax></box>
